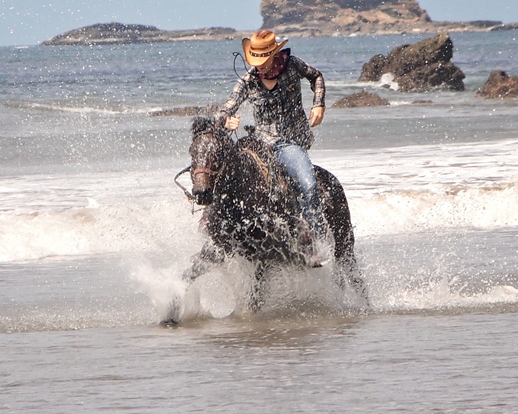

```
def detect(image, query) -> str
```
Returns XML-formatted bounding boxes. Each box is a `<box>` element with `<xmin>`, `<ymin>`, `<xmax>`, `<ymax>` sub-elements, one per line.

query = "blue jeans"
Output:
<box><xmin>274</xmin><ymin>144</ymin><xmax>324</xmax><ymax>236</ymax></box>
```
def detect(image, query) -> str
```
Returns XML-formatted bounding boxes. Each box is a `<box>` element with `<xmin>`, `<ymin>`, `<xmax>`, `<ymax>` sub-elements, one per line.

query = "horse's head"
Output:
<box><xmin>189</xmin><ymin>116</ymin><xmax>234</xmax><ymax>205</ymax></box>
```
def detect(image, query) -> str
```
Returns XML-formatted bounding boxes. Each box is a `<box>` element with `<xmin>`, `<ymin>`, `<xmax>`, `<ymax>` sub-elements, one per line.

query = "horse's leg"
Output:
<box><xmin>182</xmin><ymin>241</ymin><xmax>225</xmax><ymax>283</ymax></box>
<box><xmin>315</xmin><ymin>167</ymin><xmax>369</xmax><ymax>306</ymax></box>
<box><xmin>164</xmin><ymin>241</ymin><xmax>225</xmax><ymax>324</ymax></box>
<box><xmin>334</xmin><ymin>254</ymin><xmax>369</xmax><ymax>306</ymax></box>
<box><xmin>249</xmin><ymin>262</ymin><xmax>270</xmax><ymax>313</ymax></box>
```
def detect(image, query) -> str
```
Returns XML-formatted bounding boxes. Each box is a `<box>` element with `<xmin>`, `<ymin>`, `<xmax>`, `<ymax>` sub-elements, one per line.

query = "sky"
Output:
<box><xmin>1</xmin><ymin>0</ymin><xmax>518</xmax><ymax>47</ymax></box>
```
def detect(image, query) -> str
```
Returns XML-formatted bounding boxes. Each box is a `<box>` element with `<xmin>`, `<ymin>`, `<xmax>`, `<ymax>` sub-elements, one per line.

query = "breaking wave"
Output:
<box><xmin>1</xmin><ymin>182</ymin><xmax>517</xmax><ymax>263</ymax></box>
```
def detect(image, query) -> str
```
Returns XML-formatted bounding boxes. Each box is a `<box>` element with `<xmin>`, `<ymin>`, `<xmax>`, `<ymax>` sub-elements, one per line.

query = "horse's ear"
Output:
<box><xmin>191</xmin><ymin>116</ymin><xmax>215</xmax><ymax>136</ymax></box>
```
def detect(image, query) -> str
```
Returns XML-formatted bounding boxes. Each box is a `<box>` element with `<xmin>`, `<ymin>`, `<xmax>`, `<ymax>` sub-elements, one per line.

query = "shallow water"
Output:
<box><xmin>3</xmin><ymin>227</ymin><xmax>518</xmax><ymax>412</ymax></box>
<box><xmin>3</xmin><ymin>310</ymin><xmax>518</xmax><ymax>413</ymax></box>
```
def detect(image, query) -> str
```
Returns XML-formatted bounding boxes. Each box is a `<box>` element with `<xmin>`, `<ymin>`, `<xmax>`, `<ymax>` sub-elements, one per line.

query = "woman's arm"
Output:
<box><xmin>290</xmin><ymin>55</ymin><xmax>326</xmax><ymax>109</ymax></box>
<box><xmin>290</xmin><ymin>56</ymin><xmax>325</xmax><ymax>126</ymax></box>
<box><xmin>215</xmin><ymin>75</ymin><xmax>250</xmax><ymax>129</ymax></box>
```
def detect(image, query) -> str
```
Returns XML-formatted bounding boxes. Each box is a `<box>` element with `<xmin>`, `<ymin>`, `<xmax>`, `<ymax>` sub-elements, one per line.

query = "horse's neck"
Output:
<box><xmin>226</xmin><ymin>150</ymin><xmax>250</xmax><ymax>188</ymax></box>
<box><xmin>216</xmin><ymin>145</ymin><xmax>270</xmax><ymax>203</ymax></box>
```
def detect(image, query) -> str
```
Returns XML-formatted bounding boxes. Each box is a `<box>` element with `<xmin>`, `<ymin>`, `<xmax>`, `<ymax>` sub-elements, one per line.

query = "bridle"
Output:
<box><xmin>190</xmin><ymin>129</ymin><xmax>229</xmax><ymax>179</ymax></box>
<box><xmin>174</xmin><ymin>128</ymin><xmax>233</xmax><ymax>213</ymax></box>
<box><xmin>193</xmin><ymin>167</ymin><xmax>220</xmax><ymax>177</ymax></box>
<box><xmin>174</xmin><ymin>165</ymin><xmax>219</xmax><ymax>215</ymax></box>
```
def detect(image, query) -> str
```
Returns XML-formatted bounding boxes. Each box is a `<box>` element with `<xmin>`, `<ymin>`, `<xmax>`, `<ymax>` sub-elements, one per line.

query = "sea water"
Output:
<box><xmin>1</xmin><ymin>31</ymin><xmax>518</xmax><ymax>412</ymax></box>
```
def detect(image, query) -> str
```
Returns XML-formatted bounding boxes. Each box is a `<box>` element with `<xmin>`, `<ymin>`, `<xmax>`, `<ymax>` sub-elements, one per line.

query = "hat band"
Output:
<box><xmin>249</xmin><ymin>50</ymin><xmax>273</xmax><ymax>58</ymax></box>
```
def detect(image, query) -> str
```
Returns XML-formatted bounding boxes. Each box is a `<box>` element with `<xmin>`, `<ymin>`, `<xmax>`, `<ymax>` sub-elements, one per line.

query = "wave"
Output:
<box><xmin>0</xmin><ymin>200</ymin><xmax>202</xmax><ymax>262</ymax></box>
<box><xmin>2</xmin><ymin>100</ymin><xmax>164</xmax><ymax>116</ymax></box>
<box><xmin>1</xmin><ymin>182</ymin><xmax>516</xmax><ymax>263</ymax></box>
<box><xmin>27</xmin><ymin>102</ymin><xmax>158</xmax><ymax>116</ymax></box>
<box><xmin>351</xmin><ymin>183</ymin><xmax>518</xmax><ymax>237</ymax></box>
<box><xmin>325</xmin><ymin>72</ymin><xmax>400</xmax><ymax>91</ymax></box>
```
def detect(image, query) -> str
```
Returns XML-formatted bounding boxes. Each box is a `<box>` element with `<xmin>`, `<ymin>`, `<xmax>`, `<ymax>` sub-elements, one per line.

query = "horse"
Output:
<box><xmin>165</xmin><ymin>116</ymin><xmax>368</xmax><ymax>323</ymax></box>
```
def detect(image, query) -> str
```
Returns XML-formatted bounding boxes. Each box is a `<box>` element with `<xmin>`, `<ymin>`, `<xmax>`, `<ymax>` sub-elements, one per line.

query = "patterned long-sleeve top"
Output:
<box><xmin>216</xmin><ymin>49</ymin><xmax>325</xmax><ymax>150</ymax></box>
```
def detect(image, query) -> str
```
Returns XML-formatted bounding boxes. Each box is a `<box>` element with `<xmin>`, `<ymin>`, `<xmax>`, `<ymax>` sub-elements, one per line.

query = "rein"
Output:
<box><xmin>174</xmin><ymin>165</ymin><xmax>195</xmax><ymax>202</ymax></box>
<box><xmin>174</xmin><ymin>166</ymin><xmax>208</xmax><ymax>215</ymax></box>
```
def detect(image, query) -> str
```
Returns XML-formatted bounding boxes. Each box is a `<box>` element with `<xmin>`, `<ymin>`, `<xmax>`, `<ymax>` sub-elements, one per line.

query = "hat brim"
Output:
<box><xmin>242</xmin><ymin>38</ymin><xmax>288</xmax><ymax>67</ymax></box>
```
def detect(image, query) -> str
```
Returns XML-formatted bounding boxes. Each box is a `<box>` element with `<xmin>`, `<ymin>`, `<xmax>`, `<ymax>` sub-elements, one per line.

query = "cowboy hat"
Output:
<box><xmin>242</xmin><ymin>30</ymin><xmax>288</xmax><ymax>67</ymax></box>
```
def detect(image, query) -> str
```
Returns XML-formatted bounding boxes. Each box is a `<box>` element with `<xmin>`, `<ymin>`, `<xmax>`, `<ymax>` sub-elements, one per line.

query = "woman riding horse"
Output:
<box><xmin>217</xmin><ymin>29</ymin><xmax>326</xmax><ymax>266</ymax></box>
<box><xmin>163</xmin><ymin>31</ymin><xmax>369</xmax><ymax>323</ymax></box>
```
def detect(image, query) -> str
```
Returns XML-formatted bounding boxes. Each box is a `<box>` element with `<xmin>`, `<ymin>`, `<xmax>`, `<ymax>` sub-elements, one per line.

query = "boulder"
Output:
<box><xmin>358</xmin><ymin>33</ymin><xmax>465</xmax><ymax>92</ymax></box>
<box><xmin>332</xmin><ymin>91</ymin><xmax>390</xmax><ymax>108</ymax></box>
<box><xmin>476</xmin><ymin>71</ymin><xmax>518</xmax><ymax>98</ymax></box>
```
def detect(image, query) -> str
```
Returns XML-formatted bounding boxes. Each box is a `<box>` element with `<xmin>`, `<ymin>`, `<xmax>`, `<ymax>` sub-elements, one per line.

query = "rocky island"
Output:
<box><xmin>41</xmin><ymin>0</ymin><xmax>518</xmax><ymax>46</ymax></box>
<box><xmin>40</xmin><ymin>23</ymin><xmax>238</xmax><ymax>46</ymax></box>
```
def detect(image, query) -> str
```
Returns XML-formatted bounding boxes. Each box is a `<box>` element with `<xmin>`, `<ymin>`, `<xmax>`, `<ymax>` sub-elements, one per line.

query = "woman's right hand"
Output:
<box><xmin>225</xmin><ymin>115</ymin><xmax>241</xmax><ymax>130</ymax></box>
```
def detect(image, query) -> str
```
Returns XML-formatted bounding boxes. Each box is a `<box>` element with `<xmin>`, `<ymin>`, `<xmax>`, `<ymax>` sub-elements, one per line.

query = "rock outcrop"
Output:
<box><xmin>259</xmin><ymin>0</ymin><xmax>516</xmax><ymax>36</ymax></box>
<box><xmin>41</xmin><ymin>1</ymin><xmax>518</xmax><ymax>46</ymax></box>
<box><xmin>148</xmin><ymin>105</ymin><xmax>220</xmax><ymax>117</ymax></box>
<box><xmin>41</xmin><ymin>23</ymin><xmax>238</xmax><ymax>46</ymax></box>
<box><xmin>476</xmin><ymin>71</ymin><xmax>518</xmax><ymax>99</ymax></box>
<box><xmin>332</xmin><ymin>91</ymin><xmax>390</xmax><ymax>108</ymax></box>
<box><xmin>261</xmin><ymin>0</ymin><xmax>431</xmax><ymax>35</ymax></box>
<box><xmin>358</xmin><ymin>33</ymin><xmax>465</xmax><ymax>92</ymax></box>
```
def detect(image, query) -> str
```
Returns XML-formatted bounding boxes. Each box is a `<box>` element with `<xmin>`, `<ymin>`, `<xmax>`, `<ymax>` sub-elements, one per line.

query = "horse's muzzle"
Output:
<box><xmin>192</xmin><ymin>170</ymin><xmax>215</xmax><ymax>205</ymax></box>
<box><xmin>193</xmin><ymin>188</ymin><xmax>213</xmax><ymax>205</ymax></box>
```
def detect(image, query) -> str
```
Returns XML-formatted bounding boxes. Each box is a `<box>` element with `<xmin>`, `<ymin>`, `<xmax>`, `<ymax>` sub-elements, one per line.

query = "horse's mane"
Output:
<box><xmin>191</xmin><ymin>116</ymin><xmax>215</xmax><ymax>136</ymax></box>
<box><xmin>191</xmin><ymin>116</ymin><xmax>232</xmax><ymax>142</ymax></box>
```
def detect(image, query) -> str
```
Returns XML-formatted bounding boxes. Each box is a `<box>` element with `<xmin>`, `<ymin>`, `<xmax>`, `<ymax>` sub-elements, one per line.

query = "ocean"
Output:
<box><xmin>1</xmin><ymin>31</ymin><xmax>518</xmax><ymax>412</ymax></box>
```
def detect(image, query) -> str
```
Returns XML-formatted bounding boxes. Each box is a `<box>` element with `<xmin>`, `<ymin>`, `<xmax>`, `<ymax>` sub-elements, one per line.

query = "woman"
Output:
<box><xmin>216</xmin><ymin>29</ymin><xmax>326</xmax><ymax>248</ymax></box>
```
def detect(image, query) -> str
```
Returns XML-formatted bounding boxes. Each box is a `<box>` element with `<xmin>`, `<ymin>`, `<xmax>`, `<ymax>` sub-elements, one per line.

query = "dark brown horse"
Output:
<box><xmin>166</xmin><ymin>116</ymin><xmax>368</xmax><ymax>323</ymax></box>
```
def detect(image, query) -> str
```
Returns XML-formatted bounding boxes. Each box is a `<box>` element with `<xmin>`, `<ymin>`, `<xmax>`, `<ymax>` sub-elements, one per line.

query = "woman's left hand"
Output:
<box><xmin>225</xmin><ymin>115</ymin><xmax>241</xmax><ymax>130</ymax></box>
<box><xmin>309</xmin><ymin>106</ymin><xmax>325</xmax><ymax>127</ymax></box>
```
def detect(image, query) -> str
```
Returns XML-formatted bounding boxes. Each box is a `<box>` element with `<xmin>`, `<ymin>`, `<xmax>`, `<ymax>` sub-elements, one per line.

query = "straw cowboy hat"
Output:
<box><xmin>242</xmin><ymin>30</ymin><xmax>288</xmax><ymax>67</ymax></box>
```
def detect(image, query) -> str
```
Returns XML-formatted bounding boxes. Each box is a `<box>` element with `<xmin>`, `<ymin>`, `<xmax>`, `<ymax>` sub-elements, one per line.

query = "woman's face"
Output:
<box><xmin>255</xmin><ymin>58</ymin><xmax>274</xmax><ymax>75</ymax></box>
